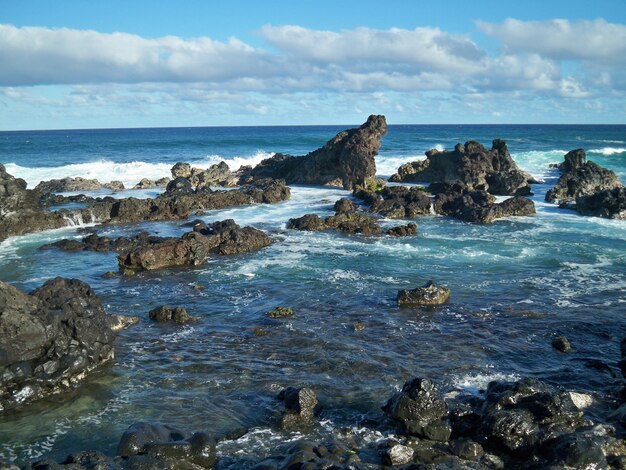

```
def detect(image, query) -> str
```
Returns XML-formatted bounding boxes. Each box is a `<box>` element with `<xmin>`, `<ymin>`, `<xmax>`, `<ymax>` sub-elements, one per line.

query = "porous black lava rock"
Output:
<box><xmin>34</xmin><ymin>177</ymin><xmax>125</xmax><ymax>193</ymax></box>
<box><xmin>575</xmin><ymin>187</ymin><xmax>626</xmax><ymax>219</ymax></box>
<box><xmin>546</xmin><ymin>149</ymin><xmax>622</xmax><ymax>203</ymax></box>
<box><xmin>366</xmin><ymin>185</ymin><xmax>433</xmax><ymax>219</ymax></box>
<box><xmin>382</xmin><ymin>377</ymin><xmax>451</xmax><ymax>441</ymax></box>
<box><xmin>390</xmin><ymin>139</ymin><xmax>535</xmax><ymax>196</ymax></box>
<box><xmin>288</xmin><ymin>210</ymin><xmax>418</xmax><ymax>237</ymax></box>
<box><xmin>118</xmin><ymin>219</ymin><xmax>272</xmax><ymax>272</ymax></box>
<box><xmin>242</xmin><ymin>115</ymin><xmax>387</xmax><ymax>190</ymax></box>
<box><xmin>148</xmin><ymin>306</ymin><xmax>196</xmax><ymax>324</ymax></box>
<box><xmin>278</xmin><ymin>386</ymin><xmax>318</xmax><ymax>430</ymax></box>
<box><xmin>397</xmin><ymin>281</ymin><xmax>451</xmax><ymax>307</ymax></box>
<box><xmin>0</xmin><ymin>277</ymin><xmax>130</xmax><ymax>412</ymax></box>
<box><xmin>333</xmin><ymin>197</ymin><xmax>356</xmax><ymax>214</ymax></box>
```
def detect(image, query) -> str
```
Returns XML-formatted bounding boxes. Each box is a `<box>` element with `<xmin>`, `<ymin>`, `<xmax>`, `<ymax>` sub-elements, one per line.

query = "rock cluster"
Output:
<box><xmin>546</xmin><ymin>149</ymin><xmax>622</xmax><ymax>203</ymax></box>
<box><xmin>132</xmin><ymin>177</ymin><xmax>171</xmax><ymax>189</ymax></box>
<box><xmin>243</xmin><ymin>115</ymin><xmax>387</xmax><ymax>190</ymax></box>
<box><xmin>288</xmin><ymin>199</ymin><xmax>418</xmax><ymax>237</ymax></box>
<box><xmin>35</xmin><ymin>177</ymin><xmax>125</xmax><ymax>193</ymax></box>
<box><xmin>118</xmin><ymin>219</ymin><xmax>272</xmax><ymax>273</ymax></box>
<box><xmin>0</xmin><ymin>278</ymin><xmax>132</xmax><ymax>412</ymax></box>
<box><xmin>170</xmin><ymin>161</ymin><xmax>238</xmax><ymax>188</ymax></box>
<box><xmin>358</xmin><ymin>185</ymin><xmax>433</xmax><ymax>219</ymax></box>
<box><xmin>148</xmin><ymin>305</ymin><xmax>196</xmax><ymax>324</ymax></box>
<box><xmin>390</xmin><ymin>139</ymin><xmax>535</xmax><ymax>196</ymax></box>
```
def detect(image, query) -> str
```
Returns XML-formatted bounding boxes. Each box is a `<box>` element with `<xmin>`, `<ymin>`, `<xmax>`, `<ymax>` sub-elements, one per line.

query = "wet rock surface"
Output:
<box><xmin>148</xmin><ymin>305</ymin><xmax>197</xmax><ymax>324</ymax></box>
<box><xmin>288</xmin><ymin>205</ymin><xmax>418</xmax><ymax>237</ymax></box>
<box><xmin>397</xmin><ymin>280</ymin><xmax>451</xmax><ymax>306</ymax></box>
<box><xmin>0</xmin><ymin>278</ymin><xmax>130</xmax><ymax>412</ymax></box>
<box><xmin>0</xmin><ymin>165</ymin><xmax>290</xmax><ymax>242</ymax></box>
<box><xmin>546</xmin><ymin>149</ymin><xmax>622</xmax><ymax>203</ymax></box>
<box><xmin>278</xmin><ymin>386</ymin><xmax>318</xmax><ymax>430</ymax></box>
<box><xmin>576</xmin><ymin>187</ymin><xmax>626</xmax><ymax>219</ymax></box>
<box><xmin>390</xmin><ymin>139</ymin><xmax>535</xmax><ymax>196</ymax></box>
<box><xmin>171</xmin><ymin>160</ymin><xmax>238</xmax><ymax>189</ymax></box>
<box><xmin>34</xmin><ymin>177</ymin><xmax>125</xmax><ymax>193</ymax></box>
<box><xmin>242</xmin><ymin>115</ymin><xmax>387</xmax><ymax>190</ymax></box>
<box><xmin>118</xmin><ymin>219</ymin><xmax>272</xmax><ymax>272</ymax></box>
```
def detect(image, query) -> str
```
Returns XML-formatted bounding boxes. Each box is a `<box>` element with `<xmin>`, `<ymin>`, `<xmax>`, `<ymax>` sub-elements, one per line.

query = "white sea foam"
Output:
<box><xmin>588</xmin><ymin>147</ymin><xmax>626</xmax><ymax>156</ymax></box>
<box><xmin>4</xmin><ymin>150</ymin><xmax>274</xmax><ymax>189</ymax></box>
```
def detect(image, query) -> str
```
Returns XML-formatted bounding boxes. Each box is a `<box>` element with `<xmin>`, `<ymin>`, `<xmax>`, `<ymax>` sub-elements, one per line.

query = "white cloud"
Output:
<box><xmin>477</xmin><ymin>18</ymin><xmax>626</xmax><ymax>64</ymax></box>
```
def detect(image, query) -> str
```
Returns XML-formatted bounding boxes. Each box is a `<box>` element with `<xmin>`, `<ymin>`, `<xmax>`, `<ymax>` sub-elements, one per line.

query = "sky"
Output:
<box><xmin>1</xmin><ymin>0</ymin><xmax>626</xmax><ymax>130</ymax></box>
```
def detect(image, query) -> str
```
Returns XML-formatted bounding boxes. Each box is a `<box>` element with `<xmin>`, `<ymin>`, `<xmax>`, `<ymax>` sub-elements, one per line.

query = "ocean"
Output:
<box><xmin>1</xmin><ymin>124</ymin><xmax>625</xmax><ymax>466</ymax></box>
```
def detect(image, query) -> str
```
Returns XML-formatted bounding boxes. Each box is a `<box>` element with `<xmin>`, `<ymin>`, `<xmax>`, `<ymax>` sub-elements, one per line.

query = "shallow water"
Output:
<box><xmin>0</xmin><ymin>125</ymin><xmax>625</xmax><ymax>467</ymax></box>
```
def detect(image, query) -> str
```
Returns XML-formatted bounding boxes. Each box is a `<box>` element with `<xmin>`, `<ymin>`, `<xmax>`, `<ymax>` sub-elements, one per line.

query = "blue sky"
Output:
<box><xmin>1</xmin><ymin>0</ymin><xmax>626</xmax><ymax>129</ymax></box>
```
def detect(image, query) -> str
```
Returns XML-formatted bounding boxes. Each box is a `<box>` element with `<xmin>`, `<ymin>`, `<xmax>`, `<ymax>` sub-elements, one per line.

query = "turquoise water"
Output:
<box><xmin>0</xmin><ymin>125</ymin><xmax>625</xmax><ymax>467</ymax></box>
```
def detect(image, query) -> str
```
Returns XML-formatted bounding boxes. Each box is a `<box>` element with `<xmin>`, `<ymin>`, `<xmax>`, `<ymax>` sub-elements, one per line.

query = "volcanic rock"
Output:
<box><xmin>118</xmin><ymin>219</ymin><xmax>271</xmax><ymax>272</ymax></box>
<box><xmin>148</xmin><ymin>305</ymin><xmax>196</xmax><ymax>324</ymax></box>
<box><xmin>390</xmin><ymin>139</ymin><xmax>535</xmax><ymax>196</ymax></box>
<box><xmin>0</xmin><ymin>277</ymin><xmax>130</xmax><ymax>412</ymax></box>
<box><xmin>278</xmin><ymin>386</ymin><xmax>318</xmax><ymax>430</ymax></box>
<box><xmin>575</xmin><ymin>187</ymin><xmax>626</xmax><ymax>219</ymax></box>
<box><xmin>243</xmin><ymin>115</ymin><xmax>387</xmax><ymax>190</ymax></box>
<box><xmin>34</xmin><ymin>177</ymin><xmax>104</xmax><ymax>193</ymax></box>
<box><xmin>397</xmin><ymin>281</ymin><xmax>451</xmax><ymax>306</ymax></box>
<box><xmin>546</xmin><ymin>149</ymin><xmax>622</xmax><ymax>203</ymax></box>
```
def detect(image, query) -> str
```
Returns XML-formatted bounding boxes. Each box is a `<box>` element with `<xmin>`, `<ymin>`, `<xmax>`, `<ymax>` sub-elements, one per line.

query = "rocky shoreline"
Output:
<box><xmin>1</xmin><ymin>116</ymin><xmax>626</xmax><ymax>468</ymax></box>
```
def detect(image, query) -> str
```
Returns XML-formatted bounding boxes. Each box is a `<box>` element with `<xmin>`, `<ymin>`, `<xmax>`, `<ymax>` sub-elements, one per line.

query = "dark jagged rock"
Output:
<box><xmin>368</xmin><ymin>185</ymin><xmax>432</xmax><ymax>219</ymax></box>
<box><xmin>0</xmin><ymin>278</ymin><xmax>132</xmax><ymax>412</ymax></box>
<box><xmin>252</xmin><ymin>439</ymin><xmax>360</xmax><ymax>469</ymax></box>
<box><xmin>118</xmin><ymin>220</ymin><xmax>271</xmax><ymax>272</ymax></box>
<box><xmin>546</xmin><ymin>149</ymin><xmax>622</xmax><ymax>203</ymax></box>
<box><xmin>132</xmin><ymin>177</ymin><xmax>171</xmax><ymax>189</ymax></box>
<box><xmin>165</xmin><ymin>176</ymin><xmax>193</xmax><ymax>195</ymax></box>
<box><xmin>148</xmin><ymin>306</ymin><xmax>196</xmax><ymax>324</ymax></box>
<box><xmin>267</xmin><ymin>307</ymin><xmax>294</xmax><ymax>318</ymax></box>
<box><xmin>0</xmin><ymin>165</ymin><xmax>290</xmax><ymax>242</ymax></box>
<box><xmin>382</xmin><ymin>377</ymin><xmax>451</xmax><ymax>441</ymax></box>
<box><xmin>288</xmin><ymin>210</ymin><xmax>417</xmax><ymax>237</ymax></box>
<box><xmin>278</xmin><ymin>387</ymin><xmax>318</xmax><ymax>430</ymax></box>
<box><xmin>575</xmin><ymin>187</ymin><xmax>626</xmax><ymax>219</ymax></box>
<box><xmin>171</xmin><ymin>161</ymin><xmax>236</xmax><ymax>188</ymax></box>
<box><xmin>117</xmin><ymin>421</ymin><xmax>217</xmax><ymax>468</ymax></box>
<box><xmin>41</xmin><ymin>231</ymin><xmax>164</xmax><ymax>254</ymax></box>
<box><xmin>552</xmin><ymin>335</ymin><xmax>572</xmax><ymax>353</ymax></box>
<box><xmin>34</xmin><ymin>177</ymin><xmax>104</xmax><ymax>193</ymax></box>
<box><xmin>243</xmin><ymin>115</ymin><xmax>387</xmax><ymax>190</ymax></box>
<box><xmin>390</xmin><ymin>139</ymin><xmax>535</xmax><ymax>196</ymax></box>
<box><xmin>397</xmin><ymin>281</ymin><xmax>451</xmax><ymax>307</ymax></box>
<box><xmin>333</xmin><ymin>197</ymin><xmax>356</xmax><ymax>214</ymax></box>
<box><xmin>431</xmin><ymin>180</ymin><xmax>535</xmax><ymax>224</ymax></box>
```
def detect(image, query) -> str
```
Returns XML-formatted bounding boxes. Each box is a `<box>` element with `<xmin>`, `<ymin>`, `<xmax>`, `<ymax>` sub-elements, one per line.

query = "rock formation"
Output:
<box><xmin>397</xmin><ymin>281</ymin><xmax>451</xmax><ymax>306</ymax></box>
<box><xmin>288</xmin><ymin>211</ymin><xmax>417</xmax><ymax>237</ymax></box>
<box><xmin>0</xmin><ymin>278</ymin><xmax>133</xmax><ymax>412</ymax></box>
<box><xmin>390</xmin><ymin>139</ymin><xmax>535</xmax><ymax>196</ymax></box>
<box><xmin>546</xmin><ymin>149</ymin><xmax>622</xmax><ymax>203</ymax></box>
<box><xmin>575</xmin><ymin>187</ymin><xmax>626</xmax><ymax>219</ymax></box>
<box><xmin>118</xmin><ymin>220</ymin><xmax>272</xmax><ymax>273</ymax></box>
<box><xmin>242</xmin><ymin>115</ymin><xmax>387</xmax><ymax>190</ymax></box>
<box><xmin>34</xmin><ymin>177</ymin><xmax>125</xmax><ymax>193</ymax></box>
<box><xmin>171</xmin><ymin>161</ymin><xmax>237</xmax><ymax>188</ymax></box>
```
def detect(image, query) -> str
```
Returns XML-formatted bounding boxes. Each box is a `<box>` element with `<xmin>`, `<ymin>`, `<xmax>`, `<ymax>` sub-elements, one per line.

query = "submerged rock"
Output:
<box><xmin>148</xmin><ymin>305</ymin><xmax>196</xmax><ymax>324</ymax></box>
<box><xmin>267</xmin><ymin>307</ymin><xmax>295</xmax><ymax>318</ymax></box>
<box><xmin>552</xmin><ymin>335</ymin><xmax>572</xmax><ymax>353</ymax></box>
<box><xmin>546</xmin><ymin>149</ymin><xmax>622</xmax><ymax>203</ymax></box>
<box><xmin>397</xmin><ymin>281</ymin><xmax>451</xmax><ymax>306</ymax></box>
<box><xmin>118</xmin><ymin>219</ymin><xmax>271</xmax><ymax>272</ymax></box>
<box><xmin>0</xmin><ymin>278</ymin><xmax>131</xmax><ymax>412</ymax></box>
<box><xmin>390</xmin><ymin>139</ymin><xmax>535</xmax><ymax>196</ymax></box>
<box><xmin>243</xmin><ymin>115</ymin><xmax>387</xmax><ymax>190</ymax></box>
<box><xmin>117</xmin><ymin>421</ymin><xmax>217</xmax><ymax>468</ymax></box>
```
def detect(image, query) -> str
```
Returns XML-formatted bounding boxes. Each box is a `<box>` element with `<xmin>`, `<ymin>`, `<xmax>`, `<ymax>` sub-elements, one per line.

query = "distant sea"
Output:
<box><xmin>1</xmin><ymin>124</ymin><xmax>625</xmax><ymax>467</ymax></box>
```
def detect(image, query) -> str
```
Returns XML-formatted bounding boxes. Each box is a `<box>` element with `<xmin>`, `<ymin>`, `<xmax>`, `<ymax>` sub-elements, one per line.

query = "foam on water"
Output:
<box><xmin>5</xmin><ymin>150</ymin><xmax>274</xmax><ymax>189</ymax></box>
<box><xmin>588</xmin><ymin>147</ymin><xmax>626</xmax><ymax>156</ymax></box>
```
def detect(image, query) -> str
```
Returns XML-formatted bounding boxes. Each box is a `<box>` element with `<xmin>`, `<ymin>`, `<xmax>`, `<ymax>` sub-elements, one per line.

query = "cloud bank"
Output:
<box><xmin>0</xmin><ymin>18</ymin><xmax>624</xmax><ymax>127</ymax></box>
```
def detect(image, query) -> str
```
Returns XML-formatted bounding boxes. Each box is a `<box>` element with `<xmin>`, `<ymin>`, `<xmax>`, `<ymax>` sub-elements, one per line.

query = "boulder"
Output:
<box><xmin>382</xmin><ymin>443</ymin><xmax>414</xmax><ymax>465</ymax></box>
<box><xmin>132</xmin><ymin>177</ymin><xmax>171</xmax><ymax>189</ymax></box>
<box><xmin>34</xmin><ymin>177</ymin><xmax>103</xmax><ymax>193</ymax></box>
<box><xmin>118</xmin><ymin>421</ymin><xmax>217</xmax><ymax>468</ymax></box>
<box><xmin>397</xmin><ymin>281</ymin><xmax>451</xmax><ymax>306</ymax></box>
<box><xmin>546</xmin><ymin>149</ymin><xmax>622</xmax><ymax>203</ymax></box>
<box><xmin>368</xmin><ymin>185</ymin><xmax>432</xmax><ymax>219</ymax></box>
<box><xmin>165</xmin><ymin>177</ymin><xmax>194</xmax><ymax>195</ymax></box>
<box><xmin>278</xmin><ymin>387</ymin><xmax>318</xmax><ymax>429</ymax></box>
<box><xmin>382</xmin><ymin>378</ymin><xmax>450</xmax><ymax>441</ymax></box>
<box><xmin>552</xmin><ymin>336</ymin><xmax>572</xmax><ymax>353</ymax></box>
<box><xmin>575</xmin><ymin>187</ymin><xmax>626</xmax><ymax>219</ymax></box>
<box><xmin>148</xmin><ymin>306</ymin><xmax>196</xmax><ymax>324</ymax></box>
<box><xmin>0</xmin><ymin>278</ymin><xmax>130</xmax><ymax>412</ymax></box>
<box><xmin>431</xmin><ymin>180</ymin><xmax>535</xmax><ymax>224</ymax></box>
<box><xmin>118</xmin><ymin>220</ymin><xmax>271</xmax><ymax>272</ymax></box>
<box><xmin>267</xmin><ymin>307</ymin><xmax>295</xmax><ymax>318</ymax></box>
<box><xmin>243</xmin><ymin>115</ymin><xmax>387</xmax><ymax>190</ymax></box>
<box><xmin>333</xmin><ymin>197</ymin><xmax>356</xmax><ymax>214</ymax></box>
<box><xmin>171</xmin><ymin>161</ymin><xmax>236</xmax><ymax>189</ymax></box>
<box><xmin>390</xmin><ymin>139</ymin><xmax>535</xmax><ymax>196</ymax></box>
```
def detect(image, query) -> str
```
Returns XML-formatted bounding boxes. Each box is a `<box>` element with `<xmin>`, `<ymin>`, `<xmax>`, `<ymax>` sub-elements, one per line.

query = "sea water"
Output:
<box><xmin>0</xmin><ymin>124</ymin><xmax>625</xmax><ymax>467</ymax></box>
